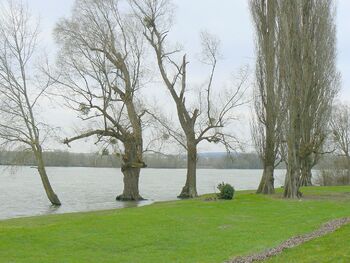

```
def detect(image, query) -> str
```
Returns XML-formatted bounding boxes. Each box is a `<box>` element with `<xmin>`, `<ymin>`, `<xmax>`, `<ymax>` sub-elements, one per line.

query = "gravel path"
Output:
<box><xmin>227</xmin><ymin>217</ymin><xmax>350</xmax><ymax>263</ymax></box>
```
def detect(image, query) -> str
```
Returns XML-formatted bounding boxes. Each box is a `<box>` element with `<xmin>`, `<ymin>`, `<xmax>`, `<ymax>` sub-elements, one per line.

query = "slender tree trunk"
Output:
<box><xmin>116</xmin><ymin>138</ymin><xmax>145</xmax><ymax>201</ymax></box>
<box><xmin>256</xmin><ymin>112</ymin><xmax>276</xmax><ymax>195</ymax></box>
<box><xmin>252</xmin><ymin>0</ymin><xmax>279</xmax><ymax>195</ymax></box>
<box><xmin>284</xmin><ymin>130</ymin><xmax>302</xmax><ymax>198</ymax></box>
<box><xmin>299</xmin><ymin>157</ymin><xmax>313</xmax><ymax>186</ymax></box>
<box><xmin>284</xmin><ymin>108</ymin><xmax>302</xmax><ymax>198</ymax></box>
<box><xmin>257</xmin><ymin>116</ymin><xmax>276</xmax><ymax>194</ymax></box>
<box><xmin>257</xmin><ymin>164</ymin><xmax>275</xmax><ymax>194</ymax></box>
<box><xmin>34</xmin><ymin>148</ymin><xmax>61</xmax><ymax>206</ymax></box>
<box><xmin>178</xmin><ymin>140</ymin><xmax>198</xmax><ymax>198</ymax></box>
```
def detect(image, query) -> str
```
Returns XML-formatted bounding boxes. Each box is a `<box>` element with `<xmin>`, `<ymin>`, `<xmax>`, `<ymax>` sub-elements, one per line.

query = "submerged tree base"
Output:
<box><xmin>50</xmin><ymin>195</ymin><xmax>62</xmax><ymax>206</ymax></box>
<box><xmin>116</xmin><ymin>194</ymin><xmax>145</xmax><ymax>201</ymax></box>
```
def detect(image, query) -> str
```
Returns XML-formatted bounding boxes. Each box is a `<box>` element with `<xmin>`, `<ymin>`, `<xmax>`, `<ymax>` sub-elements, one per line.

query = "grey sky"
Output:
<box><xmin>25</xmin><ymin>0</ymin><xmax>350</xmax><ymax>153</ymax></box>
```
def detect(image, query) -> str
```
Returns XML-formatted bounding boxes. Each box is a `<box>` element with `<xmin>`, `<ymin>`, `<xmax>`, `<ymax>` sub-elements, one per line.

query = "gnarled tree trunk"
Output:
<box><xmin>116</xmin><ymin>137</ymin><xmax>145</xmax><ymax>201</ymax></box>
<box><xmin>178</xmin><ymin>140</ymin><xmax>198</xmax><ymax>198</ymax></box>
<box><xmin>118</xmin><ymin>167</ymin><xmax>142</xmax><ymax>201</ymax></box>
<box><xmin>34</xmin><ymin>147</ymin><xmax>61</xmax><ymax>206</ymax></box>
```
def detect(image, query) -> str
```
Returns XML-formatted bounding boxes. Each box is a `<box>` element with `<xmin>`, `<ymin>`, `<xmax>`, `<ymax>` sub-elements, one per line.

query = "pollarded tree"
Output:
<box><xmin>54</xmin><ymin>0</ymin><xmax>148</xmax><ymax>201</ymax></box>
<box><xmin>0</xmin><ymin>1</ymin><xmax>61</xmax><ymax>205</ymax></box>
<box><xmin>131</xmin><ymin>0</ymin><xmax>248</xmax><ymax>198</ymax></box>
<box><xmin>250</xmin><ymin>0</ymin><xmax>285</xmax><ymax>194</ymax></box>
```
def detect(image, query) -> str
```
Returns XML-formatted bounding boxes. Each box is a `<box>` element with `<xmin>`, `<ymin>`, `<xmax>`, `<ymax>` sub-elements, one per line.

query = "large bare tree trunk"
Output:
<box><xmin>284</xmin><ymin>168</ymin><xmax>301</xmax><ymax>198</ymax></box>
<box><xmin>34</xmin><ymin>148</ymin><xmax>61</xmax><ymax>206</ymax></box>
<box><xmin>118</xmin><ymin>167</ymin><xmax>142</xmax><ymax>201</ymax></box>
<box><xmin>116</xmin><ymin>138</ymin><xmax>145</xmax><ymax>201</ymax></box>
<box><xmin>178</xmin><ymin>140</ymin><xmax>198</xmax><ymax>198</ymax></box>
<box><xmin>257</xmin><ymin>165</ymin><xmax>275</xmax><ymax>194</ymax></box>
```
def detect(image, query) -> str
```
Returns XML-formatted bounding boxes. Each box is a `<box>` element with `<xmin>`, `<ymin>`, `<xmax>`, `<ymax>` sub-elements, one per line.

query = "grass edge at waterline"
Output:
<box><xmin>0</xmin><ymin>186</ymin><xmax>349</xmax><ymax>263</ymax></box>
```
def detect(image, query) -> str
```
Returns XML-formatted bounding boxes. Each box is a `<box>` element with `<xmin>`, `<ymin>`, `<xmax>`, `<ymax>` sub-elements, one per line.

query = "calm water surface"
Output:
<box><xmin>0</xmin><ymin>167</ymin><xmax>286</xmax><ymax>220</ymax></box>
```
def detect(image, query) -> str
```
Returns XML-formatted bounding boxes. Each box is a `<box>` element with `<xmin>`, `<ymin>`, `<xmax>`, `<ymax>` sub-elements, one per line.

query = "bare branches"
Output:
<box><xmin>53</xmin><ymin>0</ymin><xmax>148</xmax><ymax>147</ymax></box>
<box><xmin>132</xmin><ymin>0</ymin><xmax>247</xmax><ymax>154</ymax></box>
<box><xmin>144</xmin><ymin>109</ymin><xmax>187</xmax><ymax>149</ymax></box>
<box><xmin>0</xmin><ymin>0</ymin><xmax>43</xmax><ymax>148</ymax></box>
<box><xmin>330</xmin><ymin>104</ymin><xmax>350</xmax><ymax>158</ymax></box>
<box><xmin>63</xmin><ymin>129</ymin><xmax>119</xmax><ymax>147</ymax></box>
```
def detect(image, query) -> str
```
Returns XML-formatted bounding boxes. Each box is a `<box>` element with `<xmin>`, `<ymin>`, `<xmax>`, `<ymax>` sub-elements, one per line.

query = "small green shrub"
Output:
<box><xmin>217</xmin><ymin>182</ymin><xmax>235</xmax><ymax>200</ymax></box>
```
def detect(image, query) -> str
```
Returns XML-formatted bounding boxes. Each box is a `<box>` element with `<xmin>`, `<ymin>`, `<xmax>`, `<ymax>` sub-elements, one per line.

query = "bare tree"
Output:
<box><xmin>279</xmin><ymin>0</ymin><xmax>338</xmax><ymax>198</ymax></box>
<box><xmin>0</xmin><ymin>1</ymin><xmax>61</xmax><ymax>205</ymax></box>
<box><xmin>250</xmin><ymin>0</ymin><xmax>285</xmax><ymax>194</ymax></box>
<box><xmin>330</xmin><ymin>104</ymin><xmax>350</xmax><ymax>166</ymax></box>
<box><xmin>54</xmin><ymin>0</ymin><xmax>148</xmax><ymax>201</ymax></box>
<box><xmin>131</xmin><ymin>0</ymin><xmax>247</xmax><ymax>198</ymax></box>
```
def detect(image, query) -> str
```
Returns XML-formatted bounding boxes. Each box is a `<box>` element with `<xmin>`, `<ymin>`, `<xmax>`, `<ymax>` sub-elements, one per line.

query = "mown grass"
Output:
<box><xmin>0</xmin><ymin>186</ymin><xmax>349</xmax><ymax>263</ymax></box>
<box><xmin>265</xmin><ymin>222</ymin><xmax>350</xmax><ymax>263</ymax></box>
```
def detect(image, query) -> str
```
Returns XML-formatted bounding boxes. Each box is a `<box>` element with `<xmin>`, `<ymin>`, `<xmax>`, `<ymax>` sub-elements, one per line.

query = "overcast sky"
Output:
<box><xmin>25</xmin><ymin>0</ymin><xmax>350</xmax><ymax>153</ymax></box>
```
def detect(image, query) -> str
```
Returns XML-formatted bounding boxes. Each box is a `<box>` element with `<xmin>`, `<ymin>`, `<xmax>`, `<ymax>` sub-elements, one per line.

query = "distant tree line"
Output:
<box><xmin>0</xmin><ymin>151</ymin><xmax>121</xmax><ymax>168</ymax></box>
<box><xmin>0</xmin><ymin>150</ymin><xmax>263</xmax><ymax>169</ymax></box>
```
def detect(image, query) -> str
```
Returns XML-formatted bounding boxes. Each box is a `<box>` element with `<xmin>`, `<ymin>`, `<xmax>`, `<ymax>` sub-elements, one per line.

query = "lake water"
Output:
<box><xmin>0</xmin><ymin>167</ymin><xmax>286</xmax><ymax>220</ymax></box>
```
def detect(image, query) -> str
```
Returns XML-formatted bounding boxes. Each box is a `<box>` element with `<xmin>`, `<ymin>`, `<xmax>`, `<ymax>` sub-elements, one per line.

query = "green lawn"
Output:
<box><xmin>265</xmin><ymin>224</ymin><xmax>350</xmax><ymax>263</ymax></box>
<box><xmin>0</xmin><ymin>186</ymin><xmax>349</xmax><ymax>263</ymax></box>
